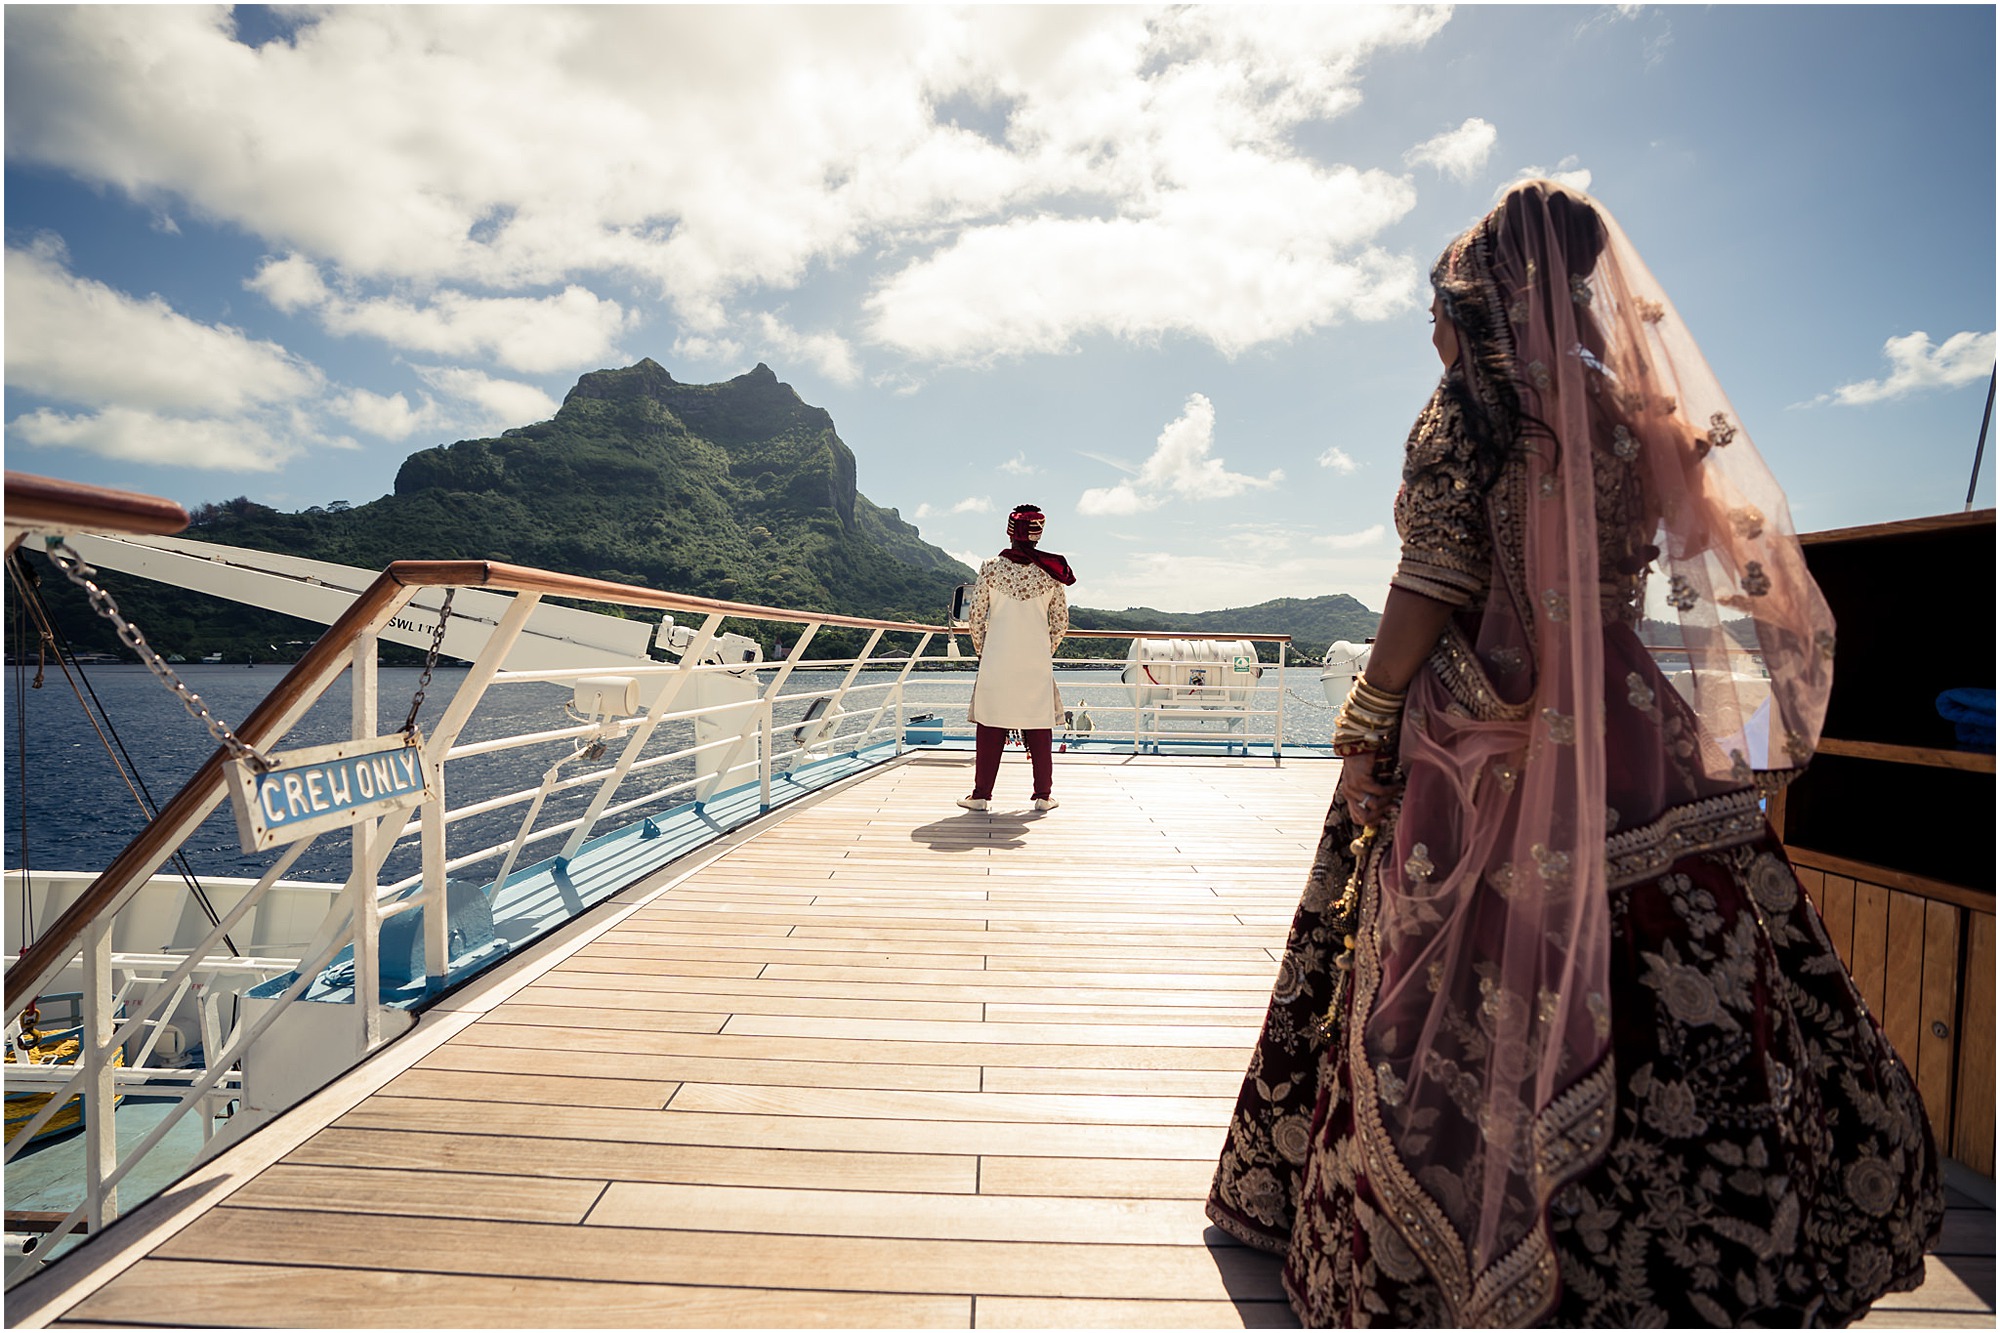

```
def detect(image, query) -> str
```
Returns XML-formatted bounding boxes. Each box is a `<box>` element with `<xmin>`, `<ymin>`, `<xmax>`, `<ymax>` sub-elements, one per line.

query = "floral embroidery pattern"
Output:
<box><xmin>1542</xmin><ymin>708</ymin><xmax>1576</xmax><ymax>745</ymax></box>
<box><xmin>1543</xmin><ymin>588</ymin><xmax>1570</xmax><ymax>623</ymax></box>
<box><xmin>1626</xmin><ymin>672</ymin><xmax>1656</xmax><ymax>712</ymax></box>
<box><xmin>1611</xmin><ymin>424</ymin><xmax>1639</xmax><ymax>460</ymax></box>
<box><xmin>1730</xmin><ymin>505</ymin><xmax>1765</xmax><ymax>539</ymax></box>
<box><xmin>1404</xmin><ymin>843</ymin><xmax>1435</xmax><ymax>883</ymax></box>
<box><xmin>1569</xmin><ymin>273</ymin><xmax>1593</xmax><ymax>306</ymax></box>
<box><xmin>1529</xmin><ymin>360</ymin><xmax>1551</xmax><ymax>390</ymax></box>
<box><xmin>1742</xmin><ymin>560</ymin><xmax>1771</xmax><ymax>596</ymax></box>
<box><xmin>1707</xmin><ymin>412</ymin><xmax>1738</xmax><ymax>450</ymax></box>
<box><xmin>1634</xmin><ymin>295</ymin><xmax>1667</xmax><ymax>323</ymax></box>
<box><xmin>1816</xmin><ymin>629</ymin><xmax>1837</xmax><ymax>660</ymax></box>
<box><xmin>1666</xmin><ymin>574</ymin><xmax>1700</xmax><ymax>612</ymax></box>
<box><xmin>1533</xmin><ymin>842</ymin><xmax>1573</xmax><ymax>888</ymax></box>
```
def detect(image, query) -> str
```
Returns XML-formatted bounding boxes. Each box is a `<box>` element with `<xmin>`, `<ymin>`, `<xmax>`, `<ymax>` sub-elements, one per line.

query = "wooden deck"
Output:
<box><xmin>16</xmin><ymin>753</ymin><xmax>1995</xmax><ymax>1328</ymax></box>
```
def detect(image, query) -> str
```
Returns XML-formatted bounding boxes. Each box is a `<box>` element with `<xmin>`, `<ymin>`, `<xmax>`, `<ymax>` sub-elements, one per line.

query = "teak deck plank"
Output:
<box><xmin>63</xmin><ymin>1260</ymin><xmax>975</xmax><ymax>1328</ymax></box>
<box><xmin>41</xmin><ymin>755</ymin><xmax>1984</xmax><ymax>1331</ymax></box>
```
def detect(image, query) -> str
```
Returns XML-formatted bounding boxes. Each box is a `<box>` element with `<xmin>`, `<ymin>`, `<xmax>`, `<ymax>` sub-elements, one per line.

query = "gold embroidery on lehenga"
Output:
<box><xmin>1602</xmin><ymin>788</ymin><xmax>1765</xmax><ymax>888</ymax></box>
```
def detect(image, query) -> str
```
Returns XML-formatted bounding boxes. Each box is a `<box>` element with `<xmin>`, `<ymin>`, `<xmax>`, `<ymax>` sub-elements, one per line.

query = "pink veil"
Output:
<box><xmin>1348</xmin><ymin>181</ymin><xmax>1835</xmax><ymax>1325</ymax></box>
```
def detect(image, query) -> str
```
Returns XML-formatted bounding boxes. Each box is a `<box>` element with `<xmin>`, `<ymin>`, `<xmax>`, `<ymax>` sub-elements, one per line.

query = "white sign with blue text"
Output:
<box><xmin>224</xmin><ymin>730</ymin><xmax>432</xmax><ymax>853</ymax></box>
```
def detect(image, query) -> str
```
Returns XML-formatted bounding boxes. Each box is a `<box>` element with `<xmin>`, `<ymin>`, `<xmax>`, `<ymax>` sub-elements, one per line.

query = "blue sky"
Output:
<box><xmin>5</xmin><ymin>5</ymin><xmax>1993</xmax><ymax>614</ymax></box>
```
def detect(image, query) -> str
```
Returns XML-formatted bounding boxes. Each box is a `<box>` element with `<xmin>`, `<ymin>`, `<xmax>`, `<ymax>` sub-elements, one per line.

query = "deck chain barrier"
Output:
<box><xmin>43</xmin><ymin>536</ymin><xmax>274</xmax><ymax>771</ymax></box>
<box><xmin>401</xmin><ymin>588</ymin><xmax>455</xmax><ymax>735</ymax></box>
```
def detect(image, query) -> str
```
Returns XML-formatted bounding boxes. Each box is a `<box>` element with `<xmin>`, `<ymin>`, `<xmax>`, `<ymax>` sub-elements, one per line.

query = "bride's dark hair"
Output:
<box><xmin>1432</xmin><ymin>180</ymin><xmax>1608</xmax><ymax>490</ymax></box>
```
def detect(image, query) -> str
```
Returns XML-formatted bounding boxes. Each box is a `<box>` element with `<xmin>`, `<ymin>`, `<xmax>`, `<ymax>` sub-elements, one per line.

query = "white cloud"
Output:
<box><xmin>247</xmin><ymin>254</ymin><xmax>330</xmax><ymax>313</ymax></box>
<box><xmin>913</xmin><ymin>495</ymin><xmax>994</xmax><ymax>520</ymax></box>
<box><xmin>331</xmin><ymin>388</ymin><xmax>435</xmax><ymax>441</ymax></box>
<box><xmin>8</xmin><ymin>240</ymin><xmax>321</xmax><ymax>416</ymax></box>
<box><xmin>7</xmin><ymin>6</ymin><xmax>1447</xmax><ymax>369</ymax></box>
<box><xmin>999</xmin><ymin>452</ymin><xmax>1037</xmax><ymax>476</ymax></box>
<box><xmin>671</xmin><ymin>334</ymin><xmax>747</xmax><ymax>366</ymax></box>
<box><xmin>1313</xmin><ymin>524</ymin><xmax>1387</xmax><ymax>550</ymax></box>
<box><xmin>8</xmin><ymin>406</ymin><xmax>307</xmax><ymax>473</ymax></box>
<box><xmin>754</xmin><ymin>314</ymin><xmax>860</xmax><ymax>385</ymax></box>
<box><xmin>1318</xmin><ymin>446</ymin><xmax>1360</xmax><ymax>475</ymax></box>
<box><xmin>1405</xmin><ymin>117</ymin><xmax>1497</xmax><ymax>182</ymax></box>
<box><xmin>4</xmin><ymin>240</ymin><xmax>330</xmax><ymax>470</ymax></box>
<box><xmin>1078</xmin><ymin>394</ymin><xmax>1278</xmax><ymax>515</ymax></box>
<box><xmin>413</xmin><ymin>366</ymin><xmax>560</xmax><ymax>432</ymax></box>
<box><xmin>1504</xmin><ymin>156</ymin><xmax>1593</xmax><ymax>195</ymax></box>
<box><xmin>248</xmin><ymin>255</ymin><xmax>632</xmax><ymax>373</ymax></box>
<box><xmin>1078</xmin><ymin>481</ymin><xmax>1156</xmax><ymax>517</ymax></box>
<box><xmin>1823</xmin><ymin>330</ymin><xmax>1996</xmax><ymax>406</ymax></box>
<box><xmin>947</xmin><ymin>549</ymin><xmax>988</xmax><ymax>570</ymax></box>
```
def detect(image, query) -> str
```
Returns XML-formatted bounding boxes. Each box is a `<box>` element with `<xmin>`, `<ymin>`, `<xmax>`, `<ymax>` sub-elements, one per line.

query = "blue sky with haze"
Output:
<box><xmin>5</xmin><ymin>5</ymin><xmax>1992</xmax><ymax>613</ymax></box>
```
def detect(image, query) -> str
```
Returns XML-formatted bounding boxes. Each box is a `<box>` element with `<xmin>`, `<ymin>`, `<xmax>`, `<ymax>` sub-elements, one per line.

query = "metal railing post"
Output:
<box><xmin>352</xmin><ymin>811</ymin><xmax>381</xmax><ymax>1049</ymax></box>
<box><xmin>855</xmin><ymin>631</ymin><xmax>931</xmax><ymax>754</ymax></box>
<box><xmin>347</xmin><ymin>636</ymin><xmax>387</xmax><ymax>1040</ymax></box>
<box><xmin>759</xmin><ymin>700</ymin><xmax>774</xmax><ymax>810</ymax></box>
<box><xmin>698</xmin><ymin>623</ymin><xmax>817</xmax><ymax>805</ymax></box>
<box><xmin>82</xmin><ymin>916</ymin><xmax>117</xmax><ymax>1231</ymax></box>
<box><xmin>560</xmin><ymin>613</ymin><xmax>723</xmax><ymax>859</ymax></box>
<box><xmin>1274</xmin><ymin>643</ymin><xmax>1288</xmax><ymax>760</ymax></box>
<box><xmin>822</xmin><ymin>629</ymin><xmax>885</xmax><ymax>754</ymax></box>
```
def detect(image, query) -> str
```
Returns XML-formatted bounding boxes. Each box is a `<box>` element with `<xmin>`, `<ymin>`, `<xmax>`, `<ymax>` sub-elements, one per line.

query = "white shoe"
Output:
<box><xmin>956</xmin><ymin>796</ymin><xmax>990</xmax><ymax>812</ymax></box>
<box><xmin>1033</xmin><ymin>797</ymin><xmax>1060</xmax><ymax>811</ymax></box>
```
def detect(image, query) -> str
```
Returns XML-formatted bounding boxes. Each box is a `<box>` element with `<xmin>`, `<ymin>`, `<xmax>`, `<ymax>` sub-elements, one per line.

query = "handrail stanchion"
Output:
<box><xmin>352</xmin><ymin>812</ymin><xmax>382</xmax><ymax>1048</ymax></box>
<box><xmin>759</xmin><ymin>699</ymin><xmax>774</xmax><ymax>811</ymax></box>
<box><xmin>560</xmin><ymin>614</ymin><xmax>722</xmax><ymax>858</ymax></box>
<box><xmin>349</xmin><ymin>635</ymin><xmax>385</xmax><ymax>1043</ymax></box>
<box><xmin>421</xmin><ymin>590</ymin><xmax>541</xmax><ymax>977</ymax></box>
<box><xmin>1274</xmin><ymin>642</ymin><xmax>1288</xmax><ymax>761</ymax></box>
<box><xmin>856</xmin><ymin>631</ymin><xmax>931</xmax><ymax>754</ymax></box>
<box><xmin>83</xmin><ymin>916</ymin><xmax>116</xmax><ymax>1231</ymax></box>
<box><xmin>822</xmin><ymin>629</ymin><xmax>885</xmax><ymax>754</ymax></box>
<box><xmin>706</xmin><ymin>622</ymin><xmax>818</xmax><ymax>805</ymax></box>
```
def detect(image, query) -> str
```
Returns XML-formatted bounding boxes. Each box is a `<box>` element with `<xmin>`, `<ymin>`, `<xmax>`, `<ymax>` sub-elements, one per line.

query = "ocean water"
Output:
<box><xmin>2</xmin><ymin>661</ymin><xmax>1343</xmax><ymax>889</ymax></box>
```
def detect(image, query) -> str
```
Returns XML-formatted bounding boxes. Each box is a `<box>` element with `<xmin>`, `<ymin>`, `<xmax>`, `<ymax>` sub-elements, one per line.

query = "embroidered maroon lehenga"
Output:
<box><xmin>1207</xmin><ymin>182</ymin><xmax>1944</xmax><ymax>1327</ymax></box>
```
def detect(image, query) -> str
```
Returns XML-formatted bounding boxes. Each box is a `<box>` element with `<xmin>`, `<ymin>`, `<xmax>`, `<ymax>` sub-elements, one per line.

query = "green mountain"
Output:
<box><xmin>1067</xmin><ymin>595</ymin><xmax>1379</xmax><ymax>664</ymax></box>
<box><xmin>22</xmin><ymin>361</ymin><xmax>1378</xmax><ymax>664</ymax></box>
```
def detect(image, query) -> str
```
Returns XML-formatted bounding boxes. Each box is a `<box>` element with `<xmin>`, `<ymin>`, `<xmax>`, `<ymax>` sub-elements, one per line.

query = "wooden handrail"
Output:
<box><xmin>1064</xmin><ymin>629</ymin><xmax>1292</xmax><ymax>642</ymax></box>
<box><xmin>387</xmin><ymin>560</ymin><xmax>953</xmax><ymax>635</ymax></box>
<box><xmin>4</xmin><ymin>472</ymin><xmax>189</xmax><ymax>553</ymax></box>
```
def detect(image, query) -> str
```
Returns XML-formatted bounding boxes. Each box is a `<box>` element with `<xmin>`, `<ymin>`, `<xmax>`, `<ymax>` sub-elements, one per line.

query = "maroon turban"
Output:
<box><xmin>998</xmin><ymin>504</ymin><xmax>1075</xmax><ymax>585</ymax></box>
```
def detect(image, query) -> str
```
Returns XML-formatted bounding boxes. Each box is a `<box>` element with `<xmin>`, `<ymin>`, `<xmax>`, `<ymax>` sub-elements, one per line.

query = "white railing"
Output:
<box><xmin>2</xmin><ymin>559</ymin><xmax>1311</xmax><ymax>1281</ymax></box>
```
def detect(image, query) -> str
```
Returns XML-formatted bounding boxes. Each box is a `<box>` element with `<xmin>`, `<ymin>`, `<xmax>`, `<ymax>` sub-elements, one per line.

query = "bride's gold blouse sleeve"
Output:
<box><xmin>1390</xmin><ymin>383</ymin><xmax>1492</xmax><ymax>608</ymax></box>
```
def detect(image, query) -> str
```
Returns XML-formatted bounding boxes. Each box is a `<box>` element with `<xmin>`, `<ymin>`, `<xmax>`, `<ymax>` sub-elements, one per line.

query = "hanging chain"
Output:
<box><xmin>43</xmin><ymin>537</ymin><xmax>274</xmax><ymax>771</ymax></box>
<box><xmin>401</xmin><ymin>588</ymin><xmax>455</xmax><ymax>736</ymax></box>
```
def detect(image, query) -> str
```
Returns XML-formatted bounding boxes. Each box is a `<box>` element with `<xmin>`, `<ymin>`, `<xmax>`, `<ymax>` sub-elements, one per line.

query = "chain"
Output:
<box><xmin>43</xmin><ymin>537</ymin><xmax>273</xmax><ymax>771</ymax></box>
<box><xmin>401</xmin><ymin>588</ymin><xmax>455</xmax><ymax>735</ymax></box>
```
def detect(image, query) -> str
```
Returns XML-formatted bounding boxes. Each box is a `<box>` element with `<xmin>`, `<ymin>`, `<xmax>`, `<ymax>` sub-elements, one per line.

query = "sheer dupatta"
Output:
<box><xmin>1351</xmin><ymin>181</ymin><xmax>1835</xmax><ymax>1326</ymax></box>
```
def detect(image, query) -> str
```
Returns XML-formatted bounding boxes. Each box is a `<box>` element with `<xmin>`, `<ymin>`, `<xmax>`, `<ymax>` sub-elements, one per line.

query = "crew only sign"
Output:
<box><xmin>225</xmin><ymin>731</ymin><xmax>433</xmax><ymax>853</ymax></box>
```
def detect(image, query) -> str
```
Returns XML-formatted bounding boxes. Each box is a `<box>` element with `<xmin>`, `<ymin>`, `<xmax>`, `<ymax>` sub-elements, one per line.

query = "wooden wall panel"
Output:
<box><xmin>1952</xmin><ymin>911</ymin><xmax>1995</xmax><ymax>1177</ymax></box>
<box><xmin>1821</xmin><ymin>875</ymin><xmax>1857</xmax><ymax>965</ymax></box>
<box><xmin>1917</xmin><ymin>900</ymin><xmax>1962</xmax><ymax>1142</ymax></box>
<box><xmin>1849</xmin><ymin>883</ymin><xmax>1890</xmax><ymax>1018</ymax></box>
<box><xmin>1881</xmin><ymin>889</ymin><xmax>1929</xmax><ymax>1077</ymax></box>
<box><xmin>1796</xmin><ymin>864</ymin><xmax>1825</xmax><ymax>914</ymax></box>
